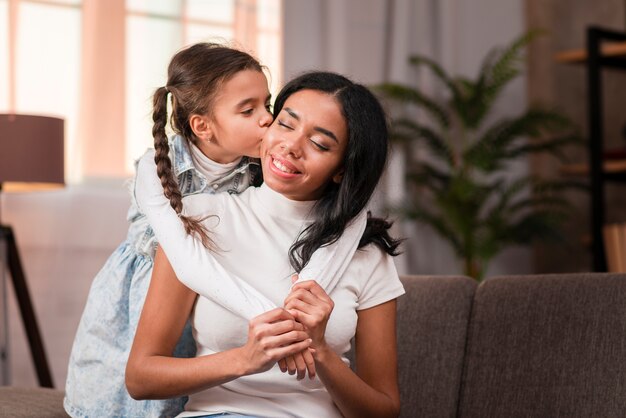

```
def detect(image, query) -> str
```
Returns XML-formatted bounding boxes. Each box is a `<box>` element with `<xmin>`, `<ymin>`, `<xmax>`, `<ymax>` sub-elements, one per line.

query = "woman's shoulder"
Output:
<box><xmin>352</xmin><ymin>244</ymin><xmax>397</xmax><ymax>273</ymax></box>
<box><xmin>344</xmin><ymin>244</ymin><xmax>405</xmax><ymax>310</ymax></box>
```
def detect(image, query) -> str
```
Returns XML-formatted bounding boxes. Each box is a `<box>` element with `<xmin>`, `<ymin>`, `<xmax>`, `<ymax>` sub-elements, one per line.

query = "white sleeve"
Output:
<box><xmin>134</xmin><ymin>150</ymin><xmax>276</xmax><ymax>319</ymax></box>
<box><xmin>355</xmin><ymin>248</ymin><xmax>405</xmax><ymax>311</ymax></box>
<box><xmin>296</xmin><ymin>210</ymin><xmax>367</xmax><ymax>295</ymax></box>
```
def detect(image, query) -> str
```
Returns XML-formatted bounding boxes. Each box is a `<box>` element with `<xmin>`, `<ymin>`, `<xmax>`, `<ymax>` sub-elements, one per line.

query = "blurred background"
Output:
<box><xmin>1</xmin><ymin>0</ymin><xmax>626</xmax><ymax>389</ymax></box>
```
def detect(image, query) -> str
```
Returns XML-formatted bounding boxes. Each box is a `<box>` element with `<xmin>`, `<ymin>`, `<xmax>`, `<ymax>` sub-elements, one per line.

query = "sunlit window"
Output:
<box><xmin>0</xmin><ymin>0</ymin><xmax>283</xmax><ymax>180</ymax></box>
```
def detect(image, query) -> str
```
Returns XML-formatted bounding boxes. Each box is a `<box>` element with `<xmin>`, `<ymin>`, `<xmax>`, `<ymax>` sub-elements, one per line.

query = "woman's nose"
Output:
<box><xmin>280</xmin><ymin>133</ymin><xmax>303</xmax><ymax>158</ymax></box>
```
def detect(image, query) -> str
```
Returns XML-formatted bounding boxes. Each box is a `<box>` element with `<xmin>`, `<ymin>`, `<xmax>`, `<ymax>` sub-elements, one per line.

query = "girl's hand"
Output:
<box><xmin>284</xmin><ymin>278</ymin><xmax>334</xmax><ymax>350</ymax></box>
<box><xmin>239</xmin><ymin>308</ymin><xmax>312</xmax><ymax>375</ymax></box>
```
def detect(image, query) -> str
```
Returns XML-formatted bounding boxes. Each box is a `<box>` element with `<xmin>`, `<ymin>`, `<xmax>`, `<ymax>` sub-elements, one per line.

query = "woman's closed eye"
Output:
<box><xmin>310</xmin><ymin>139</ymin><xmax>329</xmax><ymax>151</ymax></box>
<box><xmin>278</xmin><ymin>120</ymin><xmax>293</xmax><ymax>130</ymax></box>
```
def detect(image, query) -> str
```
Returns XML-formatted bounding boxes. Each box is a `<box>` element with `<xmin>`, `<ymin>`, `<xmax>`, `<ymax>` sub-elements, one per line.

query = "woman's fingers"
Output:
<box><xmin>286</xmin><ymin>354</ymin><xmax>297</xmax><ymax>375</ymax></box>
<box><xmin>278</xmin><ymin>358</ymin><xmax>288</xmax><ymax>373</ymax></box>
<box><xmin>302</xmin><ymin>348</ymin><xmax>316</xmax><ymax>379</ymax></box>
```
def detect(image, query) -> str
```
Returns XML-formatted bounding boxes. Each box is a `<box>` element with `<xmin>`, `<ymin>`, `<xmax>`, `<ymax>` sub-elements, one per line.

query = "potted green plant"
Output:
<box><xmin>375</xmin><ymin>31</ymin><xmax>582</xmax><ymax>281</ymax></box>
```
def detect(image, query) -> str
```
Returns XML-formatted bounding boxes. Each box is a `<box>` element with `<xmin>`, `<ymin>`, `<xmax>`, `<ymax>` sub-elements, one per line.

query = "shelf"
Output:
<box><xmin>560</xmin><ymin>159</ymin><xmax>626</xmax><ymax>176</ymax></box>
<box><xmin>554</xmin><ymin>41</ymin><xmax>626</xmax><ymax>64</ymax></box>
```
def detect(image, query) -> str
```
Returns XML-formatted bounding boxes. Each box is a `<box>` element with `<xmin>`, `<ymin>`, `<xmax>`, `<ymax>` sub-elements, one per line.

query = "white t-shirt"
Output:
<box><xmin>134</xmin><ymin>151</ymin><xmax>405</xmax><ymax>418</ymax></box>
<box><xmin>176</xmin><ymin>185</ymin><xmax>405</xmax><ymax>418</ymax></box>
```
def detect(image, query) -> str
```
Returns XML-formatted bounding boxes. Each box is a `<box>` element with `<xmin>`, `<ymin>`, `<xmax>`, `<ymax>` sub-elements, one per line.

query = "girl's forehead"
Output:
<box><xmin>217</xmin><ymin>70</ymin><xmax>270</xmax><ymax>102</ymax></box>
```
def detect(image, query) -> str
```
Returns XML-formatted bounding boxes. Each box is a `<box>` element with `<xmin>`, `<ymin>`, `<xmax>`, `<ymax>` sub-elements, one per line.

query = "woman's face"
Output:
<box><xmin>196</xmin><ymin>69</ymin><xmax>273</xmax><ymax>163</ymax></box>
<box><xmin>260</xmin><ymin>89</ymin><xmax>348</xmax><ymax>201</ymax></box>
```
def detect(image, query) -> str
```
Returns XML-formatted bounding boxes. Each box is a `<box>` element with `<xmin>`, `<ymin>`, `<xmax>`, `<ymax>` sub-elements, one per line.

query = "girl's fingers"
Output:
<box><xmin>284</xmin><ymin>289</ymin><xmax>319</xmax><ymax>306</ymax></box>
<box><xmin>251</xmin><ymin>307</ymin><xmax>294</xmax><ymax>327</ymax></box>
<box><xmin>268</xmin><ymin>339</ymin><xmax>313</xmax><ymax>361</ymax></box>
<box><xmin>292</xmin><ymin>281</ymin><xmax>333</xmax><ymax>304</ymax></box>
<box><xmin>285</xmin><ymin>297</ymin><xmax>316</xmax><ymax>316</ymax></box>
<box><xmin>262</xmin><ymin>330</ymin><xmax>310</xmax><ymax>349</ymax></box>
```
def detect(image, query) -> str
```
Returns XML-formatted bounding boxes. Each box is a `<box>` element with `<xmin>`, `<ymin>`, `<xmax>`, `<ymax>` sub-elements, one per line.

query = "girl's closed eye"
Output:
<box><xmin>241</xmin><ymin>108</ymin><xmax>254</xmax><ymax>116</ymax></box>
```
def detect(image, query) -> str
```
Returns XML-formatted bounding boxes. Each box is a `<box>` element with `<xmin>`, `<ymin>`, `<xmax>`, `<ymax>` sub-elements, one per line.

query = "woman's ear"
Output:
<box><xmin>332</xmin><ymin>168</ymin><xmax>344</xmax><ymax>184</ymax></box>
<box><xmin>189</xmin><ymin>114</ymin><xmax>214</xmax><ymax>143</ymax></box>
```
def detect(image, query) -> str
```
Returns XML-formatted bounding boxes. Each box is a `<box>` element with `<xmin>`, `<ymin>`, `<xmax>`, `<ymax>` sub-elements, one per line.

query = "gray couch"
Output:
<box><xmin>4</xmin><ymin>273</ymin><xmax>626</xmax><ymax>417</ymax></box>
<box><xmin>398</xmin><ymin>273</ymin><xmax>626</xmax><ymax>418</ymax></box>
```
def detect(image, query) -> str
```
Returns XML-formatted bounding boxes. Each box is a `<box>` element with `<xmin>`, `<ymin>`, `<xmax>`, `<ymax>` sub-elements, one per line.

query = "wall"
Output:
<box><xmin>1</xmin><ymin>184</ymin><xmax>129</xmax><ymax>387</ymax></box>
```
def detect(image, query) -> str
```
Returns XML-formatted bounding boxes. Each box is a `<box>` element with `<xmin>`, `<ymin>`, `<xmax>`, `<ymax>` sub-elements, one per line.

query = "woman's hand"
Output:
<box><xmin>239</xmin><ymin>308</ymin><xmax>312</xmax><ymax>376</ymax></box>
<box><xmin>283</xmin><ymin>277</ymin><xmax>334</xmax><ymax>351</ymax></box>
<box><xmin>277</xmin><ymin>349</ymin><xmax>316</xmax><ymax>380</ymax></box>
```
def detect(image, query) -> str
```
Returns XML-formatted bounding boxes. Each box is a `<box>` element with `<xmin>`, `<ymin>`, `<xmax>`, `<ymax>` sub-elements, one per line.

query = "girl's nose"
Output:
<box><xmin>259</xmin><ymin>110</ymin><xmax>273</xmax><ymax>127</ymax></box>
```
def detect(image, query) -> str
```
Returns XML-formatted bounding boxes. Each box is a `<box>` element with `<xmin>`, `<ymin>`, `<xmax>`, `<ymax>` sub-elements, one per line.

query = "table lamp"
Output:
<box><xmin>0</xmin><ymin>113</ymin><xmax>64</xmax><ymax>388</ymax></box>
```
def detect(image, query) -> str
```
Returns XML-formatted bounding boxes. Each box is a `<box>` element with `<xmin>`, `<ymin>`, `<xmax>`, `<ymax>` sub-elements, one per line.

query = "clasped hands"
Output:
<box><xmin>241</xmin><ymin>275</ymin><xmax>333</xmax><ymax>381</ymax></box>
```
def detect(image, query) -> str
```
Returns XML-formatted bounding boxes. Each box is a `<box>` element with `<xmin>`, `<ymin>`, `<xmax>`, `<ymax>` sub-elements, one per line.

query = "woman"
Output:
<box><xmin>127</xmin><ymin>71</ymin><xmax>404</xmax><ymax>417</ymax></box>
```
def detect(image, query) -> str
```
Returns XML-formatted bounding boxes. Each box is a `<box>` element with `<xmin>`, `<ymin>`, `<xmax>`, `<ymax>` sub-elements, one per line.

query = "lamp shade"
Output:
<box><xmin>0</xmin><ymin>114</ymin><xmax>65</xmax><ymax>189</ymax></box>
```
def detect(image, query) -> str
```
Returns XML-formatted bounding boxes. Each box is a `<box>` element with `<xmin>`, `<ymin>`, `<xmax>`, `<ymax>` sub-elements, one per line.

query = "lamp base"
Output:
<box><xmin>0</xmin><ymin>224</ymin><xmax>53</xmax><ymax>388</ymax></box>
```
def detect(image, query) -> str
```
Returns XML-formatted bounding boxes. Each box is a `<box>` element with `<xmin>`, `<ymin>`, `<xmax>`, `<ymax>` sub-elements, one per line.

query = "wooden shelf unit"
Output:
<box><xmin>556</xmin><ymin>27</ymin><xmax>626</xmax><ymax>272</ymax></box>
<box><xmin>554</xmin><ymin>41</ymin><xmax>626</xmax><ymax>64</ymax></box>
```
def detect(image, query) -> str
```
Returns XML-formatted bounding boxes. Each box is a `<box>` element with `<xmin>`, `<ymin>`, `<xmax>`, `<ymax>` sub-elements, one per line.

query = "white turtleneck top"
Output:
<box><xmin>135</xmin><ymin>151</ymin><xmax>405</xmax><ymax>418</ymax></box>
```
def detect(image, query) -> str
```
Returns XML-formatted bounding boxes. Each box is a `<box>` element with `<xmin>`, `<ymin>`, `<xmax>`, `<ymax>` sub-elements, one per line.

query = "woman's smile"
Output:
<box><xmin>270</xmin><ymin>154</ymin><xmax>301</xmax><ymax>177</ymax></box>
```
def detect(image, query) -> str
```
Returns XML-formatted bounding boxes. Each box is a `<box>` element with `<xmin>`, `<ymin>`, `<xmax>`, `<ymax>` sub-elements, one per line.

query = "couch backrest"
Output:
<box><xmin>398</xmin><ymin>275</ymin><xmax>477</xmax><ymax>418</ymax></box>
<box><xmin>457</xmin><ymin>273</ymin><xmax>626</xmax><ymax>418</ymax></box>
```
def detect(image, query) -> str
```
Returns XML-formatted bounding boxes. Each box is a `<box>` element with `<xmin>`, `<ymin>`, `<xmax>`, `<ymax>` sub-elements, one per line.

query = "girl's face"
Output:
<box><xmin>195</xmin><ymin>69</ymin><xmax>273</xmax><ymax>163</ymax></box>
<box><xmin>260</xmin><ymin>89</ymin><xmax>348</xmax><ymax>201</ymax></box>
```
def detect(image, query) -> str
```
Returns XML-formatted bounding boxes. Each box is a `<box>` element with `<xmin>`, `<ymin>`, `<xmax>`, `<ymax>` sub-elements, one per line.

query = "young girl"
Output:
<box><xmin>127</xmin><ymin>72</ymin><xmax>405</xmax><ymax>417</ymax></box>
<box><xmin>64</xmin><ymin>43</ymin><xmax>272</xmax><ymax>418</ymax></box>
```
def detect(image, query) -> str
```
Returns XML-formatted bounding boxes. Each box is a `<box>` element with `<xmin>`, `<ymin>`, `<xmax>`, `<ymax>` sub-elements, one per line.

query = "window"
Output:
<box><xmin>0</xmin><ymin>0</ymin><xmax>82</xmax><ymax>180</ymax></box>
<box><xmin>0</xmin><ymin>0</ymin><xmax>283</xmax><ymax>181</ymax></box>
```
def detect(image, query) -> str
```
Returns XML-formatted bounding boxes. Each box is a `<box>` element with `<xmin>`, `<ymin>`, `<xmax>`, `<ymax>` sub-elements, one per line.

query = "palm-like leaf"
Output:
<box><xmin>394</xmin><ymin>118</ymin><xmax>455</xmax><ymax>165</ymax></box>
<box><xmin>373</xmin><ymin>30</ymin><xmax>579</xmax><ymax>280</ymax></box>
<box><xmin>465</xmin><ymin>108</ymin><xmax>574</xmax><ymax>172</ymax></box>
<box><xmin>374</xmin><ymin>83</ymin><xmax>450</xmax><ymax>128</ymax></box>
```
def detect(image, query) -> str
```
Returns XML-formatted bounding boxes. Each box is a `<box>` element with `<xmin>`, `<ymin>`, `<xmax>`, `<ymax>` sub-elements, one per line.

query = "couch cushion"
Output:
<box><xmin>397</xmin><ymin>275</ymin><xmax>476</xmax><ymax>418</ymax></box>
<box><xmin>0</xmin><ymin>386</ymin><xmax>67</xmax><ymax>417</ymax></box>
<box><xmin>458</xmin><ymin>273</ymin><xmax>626</xmax><ymax>418</ymax></box>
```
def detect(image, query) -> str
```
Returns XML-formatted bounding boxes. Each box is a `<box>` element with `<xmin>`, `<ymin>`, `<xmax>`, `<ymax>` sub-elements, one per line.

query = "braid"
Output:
<box><xmin>152</xmin><ymin>86</ymin><xmax>214</xmax><ymax>249</ymax></box>
<box><xmin>153</xmin><ymin>86</ymin><xmax>183</xmax><ymax>214</ymax></box>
